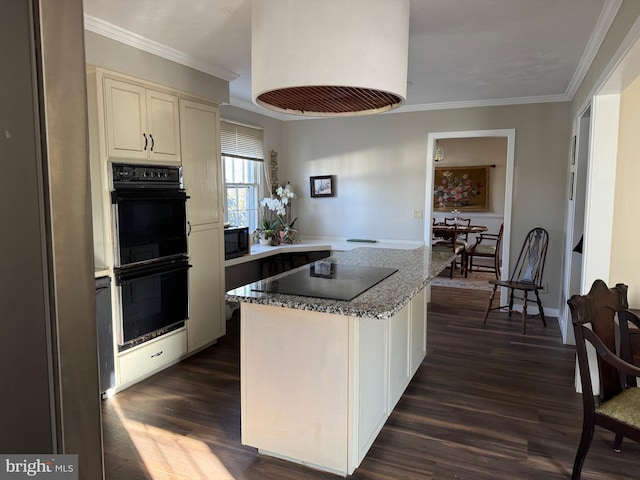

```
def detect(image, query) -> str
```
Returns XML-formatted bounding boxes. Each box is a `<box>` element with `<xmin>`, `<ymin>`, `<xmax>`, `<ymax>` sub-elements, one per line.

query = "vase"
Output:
<box><xmin>259</xmin><ymin>237</ymin><xmax>270</xmax><ymax>246</ymax></box>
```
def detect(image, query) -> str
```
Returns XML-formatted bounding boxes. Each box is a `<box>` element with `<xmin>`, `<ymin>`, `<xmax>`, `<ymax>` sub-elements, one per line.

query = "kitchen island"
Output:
<box><xmin>225</xmin><ymin>247</ymin><xmax>453</xmax><ymax>476</ymax></box>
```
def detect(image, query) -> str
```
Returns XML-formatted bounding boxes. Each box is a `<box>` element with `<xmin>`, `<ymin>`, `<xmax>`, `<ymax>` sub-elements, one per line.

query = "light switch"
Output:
<box><xmin>412</xmin><ymin>209</ymin><xmax>424</xmax><ymax>219</ymax></box>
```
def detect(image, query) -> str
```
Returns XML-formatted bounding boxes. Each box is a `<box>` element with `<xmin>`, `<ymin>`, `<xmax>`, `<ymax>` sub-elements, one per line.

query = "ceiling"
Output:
<box><xmin>83</xmin><ymin>0</ymin><xmax>619</xmax><ymax>120</ymax></box>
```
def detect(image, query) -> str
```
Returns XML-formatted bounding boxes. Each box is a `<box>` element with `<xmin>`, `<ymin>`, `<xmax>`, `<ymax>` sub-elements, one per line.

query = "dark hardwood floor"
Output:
<box><xmin>102</xmin><ymin>287</ymin><xmax>640</xmax><ymax>479</ymax></box>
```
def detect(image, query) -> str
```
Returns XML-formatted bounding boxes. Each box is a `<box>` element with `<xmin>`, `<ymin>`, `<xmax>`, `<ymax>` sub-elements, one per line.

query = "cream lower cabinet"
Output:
<box><xmin>187</xmin><ymin>224</ymin><xmax>225</xmax><ymax>352</ymax></box>
<box><xmin>117</xmin><ymin>329</ymin><xmax>187</xmax><ymax>388</ymax></box>
<box><xmin>240</xmin><ymin>287</ymin><xmax>428</xmax><ymax>476</ymax></box>
<box><xmin>409</xmin><ymin>287</ymin><xmax>427</xmax><ymax>376</ymax></box>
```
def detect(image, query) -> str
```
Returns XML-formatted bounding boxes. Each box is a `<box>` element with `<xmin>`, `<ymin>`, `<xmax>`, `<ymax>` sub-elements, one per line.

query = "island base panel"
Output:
<box><xmin>241</xmin><ymin>303</ymin><xmax>350</xmax><ymax>474</ymax></box>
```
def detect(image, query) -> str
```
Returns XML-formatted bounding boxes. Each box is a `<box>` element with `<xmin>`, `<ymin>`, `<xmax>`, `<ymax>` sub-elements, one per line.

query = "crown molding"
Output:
<box><xmin>565</xmin><ymin>0</ymin><xmax>623</xmax><ymax>99</ymax></box>
<box><xmin>384</xmin><ymin>93</ymin><xmax>572</xmax><ymax>114</ymax></box>
<box><xmin>83</xmin><ymin>14</ymin><xmax>239</xmax><ymax>82</ymax></box>
<box><xmin>227</xmin><ymin>91</ymin><xmax>573</xmax><ymax>120</ymax></box>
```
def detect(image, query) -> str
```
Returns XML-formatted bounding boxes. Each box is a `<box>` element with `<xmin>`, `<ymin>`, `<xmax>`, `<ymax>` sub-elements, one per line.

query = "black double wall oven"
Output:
<box><xmin>111</xmin><ymin>163</ymin><xmax>190</xmax><ymax>350</ymax></box>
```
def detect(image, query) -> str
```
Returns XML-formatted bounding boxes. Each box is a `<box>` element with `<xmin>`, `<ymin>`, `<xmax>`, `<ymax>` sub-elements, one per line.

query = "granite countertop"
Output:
<box><xmin>224</xmin><ymin>241</ymin><xmax>333</xmax><ymax>267</ymax></box>
<box><xmin>224</xmin><ymin>236</ymin><xmax>424</xmax><ymax>267</ymax></box>
<box><xmin>225</xmin><ymin>247</ymin><xmax>455</xmax><ymax>319</ymax></box>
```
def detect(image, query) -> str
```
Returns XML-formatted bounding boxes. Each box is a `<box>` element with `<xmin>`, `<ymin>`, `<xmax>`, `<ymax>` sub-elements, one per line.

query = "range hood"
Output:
<box><xmin>251</xmin><ymin>0</ymin><xmax>410</xmax><ymax>117</ymax></box>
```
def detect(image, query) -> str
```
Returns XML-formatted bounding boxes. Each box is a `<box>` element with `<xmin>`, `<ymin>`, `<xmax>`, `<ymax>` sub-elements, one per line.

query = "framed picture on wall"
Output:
<box><xmin>310</xmin><ymin>175</ymin><xmax>335</xmax><ymax>197</ymax></box>
<box><xmin>433</xmin><ymin>166</ymin><xmax>490</xmax><ymax>211</ymax></box>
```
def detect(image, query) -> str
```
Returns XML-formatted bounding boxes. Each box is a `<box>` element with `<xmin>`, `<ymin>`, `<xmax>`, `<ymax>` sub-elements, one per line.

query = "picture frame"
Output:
<box><xmin>310</xmin><ymin>175</ymin><xmax>335</xmax><ymax>197</ymax></box>
<box><xmin>433</xmin><ymin>165</ymin><xmax>490</xmax><ymax>212</ymax></box>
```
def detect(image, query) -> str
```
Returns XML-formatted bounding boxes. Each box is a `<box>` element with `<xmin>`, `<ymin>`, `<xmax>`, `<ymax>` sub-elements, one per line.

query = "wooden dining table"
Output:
<box><xmin>432</xmin><ymin>224</ymin><xmax>488</xmax><ymax>241</ymax></box>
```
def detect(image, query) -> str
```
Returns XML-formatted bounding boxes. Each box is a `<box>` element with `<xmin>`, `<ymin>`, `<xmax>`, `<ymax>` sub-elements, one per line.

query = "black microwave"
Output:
<box><xmin>224</xmin><ymin>226</ymin><xmax>250</xmax><ymax>260</ymax></box>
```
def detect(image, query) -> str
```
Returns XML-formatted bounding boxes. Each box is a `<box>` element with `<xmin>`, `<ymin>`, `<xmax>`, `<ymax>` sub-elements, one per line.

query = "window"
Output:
<box><xmin>220</xmin><ymin>120</ymin><xmax>264</xmax><ymax>232</ymax></box>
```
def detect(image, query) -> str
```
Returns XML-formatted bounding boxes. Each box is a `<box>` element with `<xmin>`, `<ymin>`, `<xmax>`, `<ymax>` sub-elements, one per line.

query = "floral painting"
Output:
<box><xmin>433</xmin><ymin>166</ymin><xmax>490</xmax><ymax>211</ymax></box>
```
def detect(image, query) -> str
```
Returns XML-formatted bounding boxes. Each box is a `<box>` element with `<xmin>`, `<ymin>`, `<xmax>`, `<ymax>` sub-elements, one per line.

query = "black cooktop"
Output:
<box><xmin>252</xmin><ymin>261</ymin><xmax>398</xmax><ymax>301</ymax></box>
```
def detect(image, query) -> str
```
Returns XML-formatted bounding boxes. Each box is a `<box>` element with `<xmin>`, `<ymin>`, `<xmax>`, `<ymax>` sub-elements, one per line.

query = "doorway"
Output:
<box><xmin>424</xmin><ymin>129</ymin><xmax>516</xmax><ymax>291</ymax></box>
<box><xmin>561</xmin><ymin>107</ymin><xmax>591</xmax><ymax>344</ymax></box>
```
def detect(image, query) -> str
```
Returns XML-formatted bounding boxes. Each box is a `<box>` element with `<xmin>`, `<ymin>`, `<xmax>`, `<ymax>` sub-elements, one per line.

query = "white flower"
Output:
<box><xmin>262</xmin><ymin>184</ymin><xmax>295</xmax><ymax>217</ymax></box>
<box><xmin>261</xmin><ymin>197</ymin><xmax>286</xmax><ymax>216</ymax></box>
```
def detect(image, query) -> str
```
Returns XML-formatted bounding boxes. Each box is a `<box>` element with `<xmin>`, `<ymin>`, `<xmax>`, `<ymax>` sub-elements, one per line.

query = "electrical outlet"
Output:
<box><xmin>412</xmin><ymin>209</ymin><xmax>424</xmax><ymax>219</ymax></box>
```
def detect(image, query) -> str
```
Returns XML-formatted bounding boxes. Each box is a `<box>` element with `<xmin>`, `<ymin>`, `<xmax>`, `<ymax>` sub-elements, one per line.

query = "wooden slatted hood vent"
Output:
<box><xmin>251</xmin><ymin>0</ymin><xmax>410</xmax><ymax>117</ymax></box>
<box><xmin>256</xmin><ymin>86</ymin><xmax>404</xmax><ymax>116</ymax></box>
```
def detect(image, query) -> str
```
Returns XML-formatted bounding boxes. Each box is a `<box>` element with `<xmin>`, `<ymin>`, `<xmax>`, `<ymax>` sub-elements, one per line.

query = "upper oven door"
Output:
<box><xmin>112</xmin><ymin>189</ymin><xmax>188</xmax><ymax>267</ymax></box>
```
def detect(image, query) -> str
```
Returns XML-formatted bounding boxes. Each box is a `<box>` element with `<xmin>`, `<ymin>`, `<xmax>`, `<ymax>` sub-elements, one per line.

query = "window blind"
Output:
<box><xmin>220</xmin><ymin>120</ymin><xmax>264</xmax><ymax>161</ymax></box>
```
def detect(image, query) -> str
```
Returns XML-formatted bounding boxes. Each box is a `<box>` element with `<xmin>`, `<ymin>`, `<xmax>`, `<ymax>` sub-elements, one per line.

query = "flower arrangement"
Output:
<box><xmin>260</xmin><ymin>183</ymin><xmax>297</xmax><ymax>245</ymax></box>
<box><xmin>434</xmin><ymin>170</ymin><xmax>483</xmax><ymax>208</ymax></box>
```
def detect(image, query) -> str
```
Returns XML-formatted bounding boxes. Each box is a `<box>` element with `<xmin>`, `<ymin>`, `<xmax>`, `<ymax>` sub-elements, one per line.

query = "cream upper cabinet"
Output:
<box><xmin>179</xmin><ymin>99</ymin><xmax>222</xmax><ymax>225</ymax></box>
<box><xmin>103</xmin><ymin>77</ymin><xmax>181</xmax><ymax>164</ymax></box>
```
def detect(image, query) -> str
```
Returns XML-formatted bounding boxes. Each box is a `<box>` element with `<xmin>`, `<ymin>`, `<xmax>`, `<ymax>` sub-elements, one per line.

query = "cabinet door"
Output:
<box><xmin>180</xmin><ymin>99</ymin><xmax>222</xmax><ymax>225</ymax></box>
<box><xmin>409</xmin><ymin>287</ymin><xmax>427</xmax><ymax>376</ymax></box>
<box><xmin>147</xmin><ymin>89</ymin><xmax>181</xmax><ymax>164</ymax></box>
<box><xmin>388</xmin><ymin>303</ymin><xmax>410</xmax><ymax>409</ymax></box>
<box><xmin>187</xmin><ymin>224</ymin><xmax>225</xmax><ymax>352</ymax></box>
<box><xmin>103</xmin><ymin>78</ymin><xmax>148</xmax><ymax>160</ymax></box>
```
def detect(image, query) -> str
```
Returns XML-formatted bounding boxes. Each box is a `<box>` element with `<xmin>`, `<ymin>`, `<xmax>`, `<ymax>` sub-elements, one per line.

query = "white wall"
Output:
<box><xmin>610</xmin><ymin>74</ymin><xmax>640</xmax><ymax>306</ymax></box>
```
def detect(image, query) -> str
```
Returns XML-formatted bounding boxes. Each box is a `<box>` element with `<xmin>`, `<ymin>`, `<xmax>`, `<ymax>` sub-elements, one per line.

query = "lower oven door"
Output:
<box><xmin>115</xmin><ymin>258</ymin><xmax>191</xmax><ymax>346</ymax></box>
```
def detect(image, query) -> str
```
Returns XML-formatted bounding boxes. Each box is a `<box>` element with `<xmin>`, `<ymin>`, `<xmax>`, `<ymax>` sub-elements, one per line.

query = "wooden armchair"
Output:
<box><xmin>568</xmin><ymin>280</ymin><xmax>640</xmax><ymax>479</ymax></box>
<box><xmin>466</xmin><ymin>223</ymin><xmax>503</xmax><ymax>279</ymax></box>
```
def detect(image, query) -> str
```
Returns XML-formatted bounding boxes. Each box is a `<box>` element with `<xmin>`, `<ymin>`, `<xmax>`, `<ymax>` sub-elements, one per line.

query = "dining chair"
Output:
<box><xmin>443</xmin><ymin>216</ymin><xmax>471</xmax><ymax>243</ymax></box>
<box><xmin>432</xmin><ymin>218</ymin><xmax>445</xmax><ymax>237</ymax></box>
<box><xmin>568</xmin><ymin>279</ymin><xmax>640</xmax><ymax>480</ymax></box>
<box><xmin>433</xmin><ymin>217</ymin><xmax>470</xmax><ymax>277</ymax></box>
<box><xmin>481</xmin><ymin>227</ymin><xmax>548</xmax><ymax>334</ymax></box>
<box><xmin>466</xmin><ymin>223</ymin><xmax>504</xmax><ymax>279</ymax></box>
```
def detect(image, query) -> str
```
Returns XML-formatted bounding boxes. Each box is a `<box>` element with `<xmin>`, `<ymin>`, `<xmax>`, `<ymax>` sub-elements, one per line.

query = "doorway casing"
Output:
<box><xmin>424</xmin><ymin>129</ymin><xmax>515</xmax><ymax>299</ymax></box>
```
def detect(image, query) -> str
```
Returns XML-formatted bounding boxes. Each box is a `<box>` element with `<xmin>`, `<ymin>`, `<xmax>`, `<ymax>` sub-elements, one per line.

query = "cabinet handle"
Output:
<box><xmin>150</xmin><ymin>350</ymin><xmax>163</xmax><ymax>358</ymax></box>
<box><xmin>143</xmin><ymin>133</ymin><xmax>148</xmax><ymax>151</ymax></box>
<box><xmin>149</xmin><ymin>134</ymin><xmax>155</xmax><ymax>151</ymax></box>
<box><xmin>187</xmin><ymin>221</ymin><xmax>192</xmax><ymax>237</ymax></box>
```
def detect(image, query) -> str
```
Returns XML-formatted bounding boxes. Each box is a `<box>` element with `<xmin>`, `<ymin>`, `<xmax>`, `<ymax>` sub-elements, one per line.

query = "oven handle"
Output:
<box><xmin>111</xmin><ymin>189</ymin><xmax>187</xmax><ymax>203</ymax></box>
<box><xmin>115</xmin><ymin>261</ymin><xmax>191</xmax><ymax>285</ymax></box>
